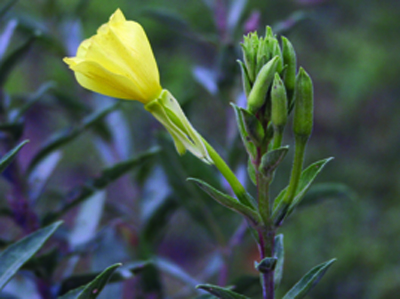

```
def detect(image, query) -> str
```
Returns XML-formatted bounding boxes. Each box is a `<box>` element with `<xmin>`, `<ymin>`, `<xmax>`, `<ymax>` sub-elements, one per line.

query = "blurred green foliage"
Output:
<box><xmin>0</xmin><ymin>0</ymin><xmax>399</xmax><ymax>298</ymax></box>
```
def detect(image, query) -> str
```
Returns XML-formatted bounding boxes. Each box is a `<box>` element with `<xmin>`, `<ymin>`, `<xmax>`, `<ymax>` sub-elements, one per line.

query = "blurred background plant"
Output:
<box><xmin>0</xmin><ymin>0</ymin><xmax>399</xmax><ymax>298</ymax></box>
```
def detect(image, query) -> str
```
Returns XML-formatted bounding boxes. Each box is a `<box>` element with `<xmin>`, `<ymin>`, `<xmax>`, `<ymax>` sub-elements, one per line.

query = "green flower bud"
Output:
<box><xmin>293</xmin><ymin>67</ymin><xmax>313</xmax><ymax>139</ymax></box>
<box><xmin>241</xmin><ymin>32</ymin><xmax>259</xmax><ymax>82</ymax></box>
<box><xmin>281</xmin><ymin>36</ymin><xmax>297</xmax><ymax>112</ymax></box>
<box><xmin>271</xmin><ymin>73</ymin><xmax>288</xmax><ymax>128</ymax></box>
<box><xmin>247</xmin><ymin>55</ymin><xmax>280</xmax><ymax>114</ymax></box>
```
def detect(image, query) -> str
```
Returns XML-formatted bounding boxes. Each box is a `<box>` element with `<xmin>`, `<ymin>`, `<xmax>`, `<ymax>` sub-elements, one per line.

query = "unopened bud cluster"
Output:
<box><xmin>238</xmin><ymin>27</ymin><xmax>314</xmax><ymax>151</ymax></box>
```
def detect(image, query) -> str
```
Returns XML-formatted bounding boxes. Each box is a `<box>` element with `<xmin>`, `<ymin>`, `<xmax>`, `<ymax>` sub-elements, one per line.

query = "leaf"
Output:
<box><xmin>274</xmin><ymin>234</ymin><xmax>284</xmax><ymax>289</ymax></box>
<box><xmin>259</xmin><ymin>146</ymin><xmax>289</xmax><ymax>179</ymax></box>
<box><xmin>0</xmin><ymin>31</ymin><xmax>39</xmax><ymax>86</ymax></box>
<box><xmin>239</xmin><ymin>108</ymin><xmax>264</xmax><ymax>146</ymax></box>
<box><xmin>59</xmin><ymin>262</ymin><xmax>148</xmax><ymax>297</ymax></box>
<box><xmin>247</xmin><ymin>158</ymin><xmax>256</xmax><ymax>185</ymax></box>
<box><xmin>0</xmin><ymin>0</ymin><xmax>18</xmax><ymax>20</ymax></box>
<box><xmin>0</xmin><ymin>140</ymin><xmax>28</xmax><ymax>174</ymax></box>
<box><xmin>58</xmin><ymin>263</ymin><xmax>121</xmax><ymax>299</ymax></box>
<box><xmin>188</xmin><ymin>178</ymin><xmax>260</xmax><ymax>226</ymax></box>
<box><xmin>0</xmin><ymin>221</ymin><xmax>62</xmax><ymax>290</ymax></box>
<box><xmin>42</xmin><ymin>148</ymin><xmax>159</xmax><ymax>225</ymax></box>
<box><xmin>27</xmin><ymin>103</ymin><xmax>119</xmax><ymax>174</ymax></box>
<box><xmin>255</xmin><ymin>257</ymin><xmax>277</xmax><ymax>273</ymax></box>
<box><xmin>9</xmin><ymin>81</ymin><xmax>55</xmax><ymax>122</ymax></box>
<box><xmin>231</xmin><ymin>104</ymin><xmax>256</xmax><ymax>158</ymax></box>
<box><xmin>156</xmin><ymin>258</ymin><xmax>199</xmax><ymax>288</ymax></box>
<box><xmin>282</xmin><ymin>259</ymin><xmax>336</xmax><ymax>299</ymax></box>
<box><xmin>272</xmin><ymin>157</ymin><xmax>333</xmax><ymax>220</ymax></box>
<box><xmin>197</xmin><ymin>284</ymin><xmax>250</xmax><ymax>299</ymax></box>
<box><xmin>297</xmin><ymin>183</ymin><xmax>356</xmax><ymax>208</ymax></box>
<box><xmin>0</xmin><ymin>19</ymin><xmax>18</xmax><ymax>60</ymax></box>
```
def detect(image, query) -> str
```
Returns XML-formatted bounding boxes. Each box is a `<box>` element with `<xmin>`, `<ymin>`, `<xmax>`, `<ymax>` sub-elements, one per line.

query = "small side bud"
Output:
<box><xmin>271</xmin><ymin>73</ymin><xmax>288</xmax><ymax>128</ymax></box>
<box><xmin>247</xmin><ymin>56</ymin><xmax>280</xmax><ymax>114</ymax></box>
<box><xmin>281</xmin><ymin>37</ymin><xmax>297</xmax><ymax>111</ymax></box>
<box><xmin>293</xmin><ymin>67</ymin><xmax>313</xmax><ymax>140</ymax></box>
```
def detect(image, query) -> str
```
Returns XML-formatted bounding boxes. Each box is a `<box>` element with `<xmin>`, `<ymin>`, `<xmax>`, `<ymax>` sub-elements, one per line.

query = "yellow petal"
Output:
<box><xmin>68</xmin><ymin>60</ymin><xmax>146</xmax><ymax>101</ymax></box>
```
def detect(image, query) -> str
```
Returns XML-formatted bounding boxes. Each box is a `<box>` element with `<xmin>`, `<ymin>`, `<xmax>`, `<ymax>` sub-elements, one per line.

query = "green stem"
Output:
<box><xmin>203</xmin><ymin>139</ymin><xmax>254</xmax><ymax>208</ymax></box>
<box><xmin>283</xmin><ymin>136</ymin><xmax>307</xmax><ymax>205</ymax></box>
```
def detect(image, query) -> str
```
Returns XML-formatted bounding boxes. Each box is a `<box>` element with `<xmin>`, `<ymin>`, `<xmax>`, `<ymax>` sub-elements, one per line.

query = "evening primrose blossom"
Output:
<box><xmin>64</xmin><ymin>9</ymin><xmax>211</xmax><ymax>163</ymax></box>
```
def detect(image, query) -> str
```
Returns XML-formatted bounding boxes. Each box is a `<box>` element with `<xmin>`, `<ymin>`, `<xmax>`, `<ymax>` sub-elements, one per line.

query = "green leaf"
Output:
<box><xmin>297</xmin><ymin>183</ymin><xmax>356</xmax><ymax>208</ymax></box>
<box><xmin>58</xmin><ymin>263</ymin><xmax>121</xmax><ymax>299</ymax></box>
<box><xmin>0</xmin><ymin>140</ymin><xmax>28</xmax><ymax>174</ymax></box>
<box><xmin>255</xmin><ymin>257</ymin><xmax>277</xmax><ymax>273</ymax></box>
<box><xmin>273</xmin><ymin>157</ymin><xmax>333</xmax><ymax>220</ymax></box>
<box><xmin>42</xmin><ymin>148</ymin><xmax>159</xmax><ymax>225</ymax></box>
<box><xmin>274</xmin><ymin>234</ymin><xmax>284</xmax><ymax>289</ymax></box>
<box><xmin>0</xmin><ymin>31</ymin><xmax>39</xmax><ymax>86</ymax></box>
<box><xmin>0</xmin><ymin>221</ymin><xmax>62</xmax><ymax>290</ymax></box>
<box><xmin>247</xmin><ymin>158</ymin><xmax>256</xmax><ymax>185</ymax></box>
<box><xmin>197</xmin><ymin>284</ymin><xmax>250</xmax><ymax>299</ymax></box>
<box><xmin>231</xmin><ymin>103</ymin><xmax>256</xmax><ymax>158</ymax></box>
<box><xmin>282</xmin><ymin>259</ymin><xmax>336</xmax><ymax>299</ymax></box>
<box><xmin>27</xmin><ymin>103</ymin><xmax>119</xmax><ymax>174</ymax></box>
<box><xmin>9</xmin><ymin>81</ymin><xmax>55</xmax><ymax>122</ymax></box>
<box><xmin>188</xmin><ymin>178</ymin><xmax>260</xmax><ymax>226</ymax></box>
<box><xmin>239</xmin><ymin>108</ymin><xmax>265</xmax><ymax>146</ymax></box>
<box><xmin>259</xmin><ymin>146</ymin><xmax>289</xmax><ymax>179</ymax></box>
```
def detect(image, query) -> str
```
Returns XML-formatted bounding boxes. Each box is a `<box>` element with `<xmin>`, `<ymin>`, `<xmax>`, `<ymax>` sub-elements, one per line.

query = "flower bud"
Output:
<box><xmin>246</xmin><ymin>56</ymin><xmax>280</xmax><ymax>114</ymax></box>
<box><xmin>281</xmin><ymin>37</ymin><xmax>297</xmax><ymax>111</ymax></box>
<box><xmin>293</xmin><ymin>67</ymin><xmax>313</xmax><ymax>139</ymax></box>
<box><xmin>271</xmin><ymin>73</ymin><xmax>288</xmax><ymax>128</ymax></box>
<box><xmin>241</xmin><ymin>32</ymin><xmax>259</xmax><ymax>82</ymax></box>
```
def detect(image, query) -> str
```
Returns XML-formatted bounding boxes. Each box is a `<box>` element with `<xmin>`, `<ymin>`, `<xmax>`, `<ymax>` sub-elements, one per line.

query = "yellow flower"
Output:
<box><xmin>64</xmin><ymin>9</ymin><xmax>212</xmax><ymax>163</ymax></box>
<box><xmin>63</xmin><ymin>9</ymin><xmax>162</xmax><ymax>104</ymax></box>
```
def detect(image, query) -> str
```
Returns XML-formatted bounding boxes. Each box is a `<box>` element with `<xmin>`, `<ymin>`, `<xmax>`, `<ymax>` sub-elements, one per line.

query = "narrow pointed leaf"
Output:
<box><xmin>0</xmin><ymin>32</ymin><xmax>39</xmax><ymax>86</ymax></box>
<box><xmin>58</xmin><ymin>263</ymin><xmax>121</xmax><ymax>299</ymax></box>
<box><xmin>0</xmin><ymin>221</ymin><xmax>62</xmax><ymax>290</ymax></box>
<box><xmin>273</xmin><ymin>157</ymin><xmax>333</xmax><ymax>219</ymax></box>
<box><xmin>197</xmin><ymin>284</ymin><xmax>250</xmax><ymax>299</ymax></box>
<box><xmin>0</xmin><ymin>140</ymin><xmax>28</xmax><ymax>174</ymax></box>
<box><xmin>27</xmin><ymin>103</ymin><xmax>119</xmax><ymax>173</ymax></box>
<box><xmin>188</xmin><ymin>178</ymin><xmax>260</xmax><ymax>226</ymax></box>
<box><xmin>231</xmin><ymin>103</ymin><xmax>256</xmax><ymax>158</ymax></box>
<box><xmin>239</xmin><ymin>108</ymin><xmax>264</xmax><ymax>146</ymax></box>
<box><xmin>282</xmin><ymin>259</ymin><xmax>336</xmax><ymax>299</ymax></box>
<box><xmin>259</xmin><ymin>146</ymin><xmax>289</xmax><ymax>179</ymax></box>
<box><xmin>274</xmin><ymin>234</ymin><xmax>284</xmax><ymax>288</ymax></box>
<box><xmin>42</xmin><ymin>148</ymin><xmax>159</xmax><ymax>224</ymax></box>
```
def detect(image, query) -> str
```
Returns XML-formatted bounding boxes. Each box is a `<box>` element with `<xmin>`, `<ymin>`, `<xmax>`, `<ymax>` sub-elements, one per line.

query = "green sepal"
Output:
<box><xmin>0</xmin><ymin>140</ymin><xmax>28</xmax><ymax>174</ymax></box>
<box><xmin>188</xmin><ymin>178</ymin><xmax>260</xmax><ymax>226</ymax></box>
<box><xmin>247</xmin><ymin>55</ymin><xmax>280</xmax><ymax>114</ymax></box>
<box><xmin>0</xmin><ymin>221</ymin><xmax>62</xmax><ymax>290</ymax></box>
<box><xmin>231</xmin><ymin>103</ymin><xmax>257</xmax><ymax>158</ymax></box>
<box><xmin>255</xmin><ymin>257</ymin><xmax>277</xmax><ymax>273</ymax></box>
<box><xmin>259</xmin><ymin>146</ymin><xmax>289</xmax><ymax>180</ymax></box>
<box><xmin>239</xmin><ymin>108</ymin><xmax>265</xmax><ymax>146</ymax></box>
<box><xmin>272</xmin><ymin>157</ymin><xmax>333</xmax><ymax>224</ymax></box>
<box><xmin>281</xmin><ymin>36</ymin><xmax>297</xmax><ymax>112</ymax></box>
<box><xmin>274</xmin><ymin>234</ymin><xmax>284</xmax><ymax>289</ymax></box>
<box><xmin>196</xmin><ymin>284</ymin><xmax>250</xmax><ymax>299</ymax></box>
<box><xmin>282</xmin><ymin>259</ymin><xmax>336</xmax><ymax>299</ymax></box>
<box><xmin>145</xmin><ymin>89</ymin><xmax>212</xmax><ymax>164</ymax></box>
<box><xmin>58</xmin><ymin>263</ymin><xmax>121</xmax><ymax>299</ymax></box>
<box><xmin>237</xmin><ymin>60</ymin><xmax>252</xmax><ymax>97</ymax></box>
